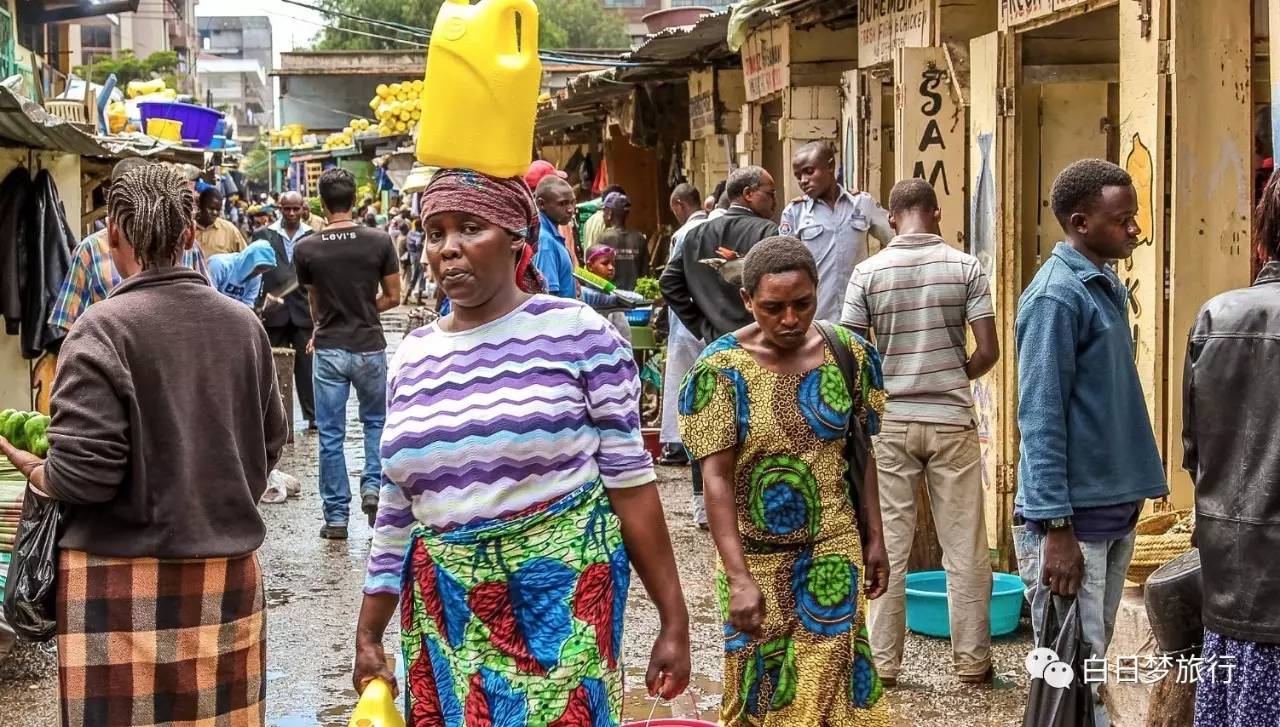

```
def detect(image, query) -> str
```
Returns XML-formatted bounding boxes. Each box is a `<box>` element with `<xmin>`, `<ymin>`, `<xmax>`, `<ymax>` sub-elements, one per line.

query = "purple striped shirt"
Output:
<box><xmin>364</xmin><ymin>296</ymin><xmax>654</xmax><ymax>595</ymax></box>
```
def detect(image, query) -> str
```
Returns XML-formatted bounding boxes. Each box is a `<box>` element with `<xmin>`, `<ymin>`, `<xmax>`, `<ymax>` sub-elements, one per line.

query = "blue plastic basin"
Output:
<box><xmin>905</xmin><ymin>570</ymin><xmax>1025</xmax><ymax>638</ymax></box>
<box><xmin>625</xmin><ymin>307</ymin><xmax>652</xmax><ymax>326</ymax></box>
<box><xmin>138</xmin><ymin>102</ymin><xmax>224</xmax><ymax>147</ymax></box>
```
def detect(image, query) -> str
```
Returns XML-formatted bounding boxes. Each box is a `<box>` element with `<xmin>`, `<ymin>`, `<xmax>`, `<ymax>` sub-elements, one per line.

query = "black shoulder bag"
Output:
<box><xmin>814</xmin><ymin>321</ymin><xmax>873</xmax><ymax>546</ymax></box>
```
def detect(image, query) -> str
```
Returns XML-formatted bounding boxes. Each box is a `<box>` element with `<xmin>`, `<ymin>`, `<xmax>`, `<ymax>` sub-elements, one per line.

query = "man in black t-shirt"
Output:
<box><xmin>295</xmin><ymin>168</ymin><xmax>401</xmax><ymax>539</ymax></box>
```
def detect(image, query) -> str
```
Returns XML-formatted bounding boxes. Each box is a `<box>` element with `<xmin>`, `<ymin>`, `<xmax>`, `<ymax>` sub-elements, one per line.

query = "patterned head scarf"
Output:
<box><xmin>585</xmin><ymin>244</ymin><xmax>615</xmax><ymax>264</ymax></box>
<box><xmin>420</xmin><ymin>169</ymin><xmax>545</xmax><ymax>294</ymax></box>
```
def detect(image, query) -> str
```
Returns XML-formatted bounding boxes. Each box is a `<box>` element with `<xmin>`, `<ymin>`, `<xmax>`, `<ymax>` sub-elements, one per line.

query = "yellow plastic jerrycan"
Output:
<box><xmin>348</xmin><ymin>679</ymin><xmax>404</xmax><ymax>727</ymax></box>
<box><xmin>415</xmin><ymin>0</ymin><xmax>542</xmax><ymax>178</ymax></box>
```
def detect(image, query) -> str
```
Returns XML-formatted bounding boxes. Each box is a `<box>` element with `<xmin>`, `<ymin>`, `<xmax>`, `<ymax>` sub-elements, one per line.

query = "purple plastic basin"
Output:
<box><xmin>137</xmin><ymin>102</ymin><xmax>224</xmax><ymax>147</ymax></box>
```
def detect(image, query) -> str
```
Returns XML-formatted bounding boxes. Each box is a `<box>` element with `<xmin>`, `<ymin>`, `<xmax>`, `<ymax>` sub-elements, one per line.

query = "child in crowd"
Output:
<box><xmin>580</xmin><ymin>243</ymin><xmax>636</xmax><ymax>343</ymax></box>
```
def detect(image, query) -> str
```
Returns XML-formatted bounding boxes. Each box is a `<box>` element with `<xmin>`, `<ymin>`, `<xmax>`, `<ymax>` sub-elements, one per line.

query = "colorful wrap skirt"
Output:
<box><xmin>400</xmin><ymin>480</ymin><xmax>631</xmax><ymax>727</ymax></box>
<box><xmin>56</xmin><ymin>548</ymin><xmax>266</xmax><ymax>727</ymax></box>
<box><xmin>1194</xmin><ymin>629</ymin><xmax>1280</xmax><ymax>727</ymax></box>
<box><xmin>717</xmin><ymin>527</ymin><xmax>888</xmax><ymax>727</ymax></box>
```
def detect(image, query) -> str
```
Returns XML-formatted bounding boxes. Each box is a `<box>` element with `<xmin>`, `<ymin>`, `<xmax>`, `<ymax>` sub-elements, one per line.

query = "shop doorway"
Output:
<box><xmin>761</xmin><ymin>98</ymin><xmax>785</xmax><ymax>219</ymax></box>
<box><xmin>1016</xmin><ymin>5</ymin><xmax>1121</xmax><ymax>288</ymax></box>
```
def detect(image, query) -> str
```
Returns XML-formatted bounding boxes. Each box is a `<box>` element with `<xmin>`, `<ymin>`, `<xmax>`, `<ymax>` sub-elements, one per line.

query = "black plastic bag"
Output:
<box><xmin>1023</xmin><ymin>597</ymin><xmax>1096</xmax><ymax>727</ymax></box>
<box><xmin>2</xmin><ymin>490</ymin><xmax>62</xmax><ymax>642</ymax></box>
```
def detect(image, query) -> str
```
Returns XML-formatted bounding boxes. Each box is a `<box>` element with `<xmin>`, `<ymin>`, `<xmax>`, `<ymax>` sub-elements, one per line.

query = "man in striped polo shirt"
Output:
<box><xmin>841</xmin><ymin>178</ymin><xmax>1001</xmax><ymax>686</ymax></box>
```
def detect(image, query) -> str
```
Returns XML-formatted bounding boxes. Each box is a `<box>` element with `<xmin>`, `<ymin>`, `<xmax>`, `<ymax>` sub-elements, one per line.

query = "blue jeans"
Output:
<box><xmin>313</xmin><ymin>348</ymin><xmax>387</xmax><ymax>526</ymax></box>
<box><xmin>1013</xmin><ymin>525</ymin><xmax>1136</xmax><ymax>727</ymax></box>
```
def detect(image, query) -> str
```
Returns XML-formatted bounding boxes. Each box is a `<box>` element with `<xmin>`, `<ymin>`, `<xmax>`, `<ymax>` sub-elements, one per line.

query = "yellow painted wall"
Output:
<box><xmin>1165</xmin><ymin>0</ymin><xmax>1253</xmax><ymax>506</ymax></box>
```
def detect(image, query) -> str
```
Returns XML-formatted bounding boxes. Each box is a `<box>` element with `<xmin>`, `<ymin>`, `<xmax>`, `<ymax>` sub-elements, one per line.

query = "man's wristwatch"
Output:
<box><xmin>1045</xmin><ymin>517</ymin><xmax>1072</xmax><ymax>530</ymax></box>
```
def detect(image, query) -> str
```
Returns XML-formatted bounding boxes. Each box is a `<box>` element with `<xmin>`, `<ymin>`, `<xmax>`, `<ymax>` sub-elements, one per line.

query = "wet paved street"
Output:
<box><xmin>0</xmin><ymin>310</ymin><xmax>1032</xmax><ymax>726</ymax></box>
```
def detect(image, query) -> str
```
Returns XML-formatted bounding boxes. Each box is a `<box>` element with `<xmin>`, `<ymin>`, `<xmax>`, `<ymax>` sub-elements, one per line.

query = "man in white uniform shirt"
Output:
<box><xmin>779</xmin><ymin>141</ymin><xmax>894</xmax><ymax>322</ymax></box>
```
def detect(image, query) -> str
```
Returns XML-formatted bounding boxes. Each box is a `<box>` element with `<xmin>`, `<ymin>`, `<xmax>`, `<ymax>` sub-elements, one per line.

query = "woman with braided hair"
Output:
<box><xmin>0</xmin><ymin>163</ymin><xmax>289</xmax><ymax>726</ymax></box>
<box><xmin>354</xmin><ymin>169</ymin><xmax>691</xmax><ymax>724</ymax></box>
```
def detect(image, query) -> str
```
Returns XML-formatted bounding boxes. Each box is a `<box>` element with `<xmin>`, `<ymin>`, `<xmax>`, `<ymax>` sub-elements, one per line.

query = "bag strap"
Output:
<box><xmin>814</xmin><ymin>321</ymin><xmax>871</xmax><ymax>541</ymax></box>
<box><xmin>815</xmin><ymin>321</ymin><xmax>859</xmax><ymax>397</ymax></box>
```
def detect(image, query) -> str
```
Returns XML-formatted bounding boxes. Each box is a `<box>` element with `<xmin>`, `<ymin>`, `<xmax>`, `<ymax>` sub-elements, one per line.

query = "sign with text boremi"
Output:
<box><xmin>858</xmin><ymin>0</ymin><xmax>932</xmax><ymax>68</ymax></box>
<box><xmin>743</xmin><ymin>23</ymin><xmax>789</xmax><ymax>102</ymax></box>
<box><xmin>895</xmin><ymin>45</ymin><xmax>965</xmax><ymax>248</ymax></box>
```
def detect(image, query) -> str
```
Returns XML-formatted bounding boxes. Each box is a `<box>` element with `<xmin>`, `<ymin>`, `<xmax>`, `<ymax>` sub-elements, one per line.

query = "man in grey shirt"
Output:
<box><xmin>841</xmin><ymin>178</ymin><xmax>1000</xmax><ymax>687</ymax></box>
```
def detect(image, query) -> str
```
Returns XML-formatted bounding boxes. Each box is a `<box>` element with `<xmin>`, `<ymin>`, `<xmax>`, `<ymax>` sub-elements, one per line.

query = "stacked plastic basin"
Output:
<box><xmin>138</xmin><ymin>102</ymin><xmax>224</xmax><ymax>147</ymax></box>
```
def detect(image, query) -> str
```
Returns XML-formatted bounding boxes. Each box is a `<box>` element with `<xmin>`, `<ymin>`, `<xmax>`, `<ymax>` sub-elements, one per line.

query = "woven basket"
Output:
<box><xmin>1127</xmin><ymin>508</ymin><xmax>1193</xmax><ymax>585</ymax></box>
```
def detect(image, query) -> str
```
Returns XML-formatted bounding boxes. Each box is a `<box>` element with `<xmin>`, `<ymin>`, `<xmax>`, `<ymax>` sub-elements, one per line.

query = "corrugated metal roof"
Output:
<box><xmin>0</xmin><ymin>85</ymin><xmax>121</xmax><ymax>156</ymax></box>
<box><xmin>0</xmin><ymin>86</ymin><xmax>200</xmax><ymax>162</ymax></box>
<box><xmin>627</xmin><ymin>9</ymin><xmax>735</xmax><ymax>65</ymax></box>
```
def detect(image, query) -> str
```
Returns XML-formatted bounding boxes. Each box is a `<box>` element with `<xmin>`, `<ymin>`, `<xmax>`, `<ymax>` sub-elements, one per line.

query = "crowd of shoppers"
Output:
<box><xmin>4</xmin><ymin>140</ymin><xmax>1278</xmax><ymax>727</ymax></box>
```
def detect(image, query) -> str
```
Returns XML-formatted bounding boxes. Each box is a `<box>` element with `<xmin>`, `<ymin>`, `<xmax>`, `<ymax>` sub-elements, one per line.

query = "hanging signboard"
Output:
<box><xmin>743</xmin><ymin>23</ymin><xmax>789</xmax><ymax>102</ymax></box>
<box><xmin>1000</xmin><ymin>0</ymin><xmax>1103</xmax><ymax>29</ymax></box>
<box><xmin>689</xmin><ymin>69</ymin><xmax>716</xmax><ymax>139</ymax></box>
<box><xmin>858</xmin><ymin>0</ymin><xmax>932</xmax><ymax>68</ymax></box>
<box><xmin>895</xmin><ymin>46</ymin><xmax>966</xmax><ymax>249</ymax></box>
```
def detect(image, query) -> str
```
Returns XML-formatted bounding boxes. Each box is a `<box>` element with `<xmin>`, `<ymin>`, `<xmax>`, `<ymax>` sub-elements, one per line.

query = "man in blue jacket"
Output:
<box><xmin>1013</xmin><ymin>159</ymin><xmax>1168</xmax><ymax>727</ymax></box>
<box><xmin>533</xmin><ymin>176</ymin><xmax>578</xmax><ymax>298</ymax></box>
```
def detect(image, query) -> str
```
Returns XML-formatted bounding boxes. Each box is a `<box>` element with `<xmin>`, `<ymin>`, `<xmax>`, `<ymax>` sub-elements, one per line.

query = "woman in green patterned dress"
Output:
<box><xmin>678</xmin><ymin>236</ymin><xmax>891</xmax><ymax>726</ymax></box>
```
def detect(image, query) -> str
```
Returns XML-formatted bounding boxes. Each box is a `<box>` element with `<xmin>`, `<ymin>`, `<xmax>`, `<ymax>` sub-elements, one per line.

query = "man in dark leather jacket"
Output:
<box><xmin>1183</xmin><ymin>178</ymin><xmax>1280</xmax><ymax>723</ymax></box>
<box><xmin>255</xmin><ymin>191</ymin><xmax>315</xmax><ymax>428</ymax></box>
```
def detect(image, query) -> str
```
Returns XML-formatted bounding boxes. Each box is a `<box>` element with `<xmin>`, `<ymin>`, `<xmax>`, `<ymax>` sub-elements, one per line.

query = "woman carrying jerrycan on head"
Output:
<box><xmin>350</xmin><ymin>1</ymin><xmax>692</xmax><ymax>725</ymax></box>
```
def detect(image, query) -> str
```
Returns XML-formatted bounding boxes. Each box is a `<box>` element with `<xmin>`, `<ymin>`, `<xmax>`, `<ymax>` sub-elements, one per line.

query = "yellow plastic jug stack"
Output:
<box><xmin>415</xmin><ymin>0</ymin><xmax>542</xmax><ymax>178</ymax></box>
<box><xmin>348</xmin><ymin>679</ymin><xmax>404</xmax><ymax>727</ymax></box>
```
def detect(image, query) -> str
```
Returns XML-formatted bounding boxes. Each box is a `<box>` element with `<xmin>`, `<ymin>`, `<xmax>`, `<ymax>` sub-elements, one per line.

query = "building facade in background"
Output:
<box><xmin>197</xmin><ymin>16</ymin><xmax>272</xmax><ymax>71</ymax></box>
<box><xmin>197</xmin><ymin>16</ymin><xmax>274</xmax><ymax>148</ymax></box>
<box><xmin>62</xmin><ymin>0</ymin><xmax>199</xmax><ymax>92</ymax></box>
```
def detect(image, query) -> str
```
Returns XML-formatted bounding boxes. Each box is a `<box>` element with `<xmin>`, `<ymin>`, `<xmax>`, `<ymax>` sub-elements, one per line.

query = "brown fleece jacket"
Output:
<box><xmin>43</xmin><ymin>265</ymin><xmax>288</xmax><ymax>559</ymax></box>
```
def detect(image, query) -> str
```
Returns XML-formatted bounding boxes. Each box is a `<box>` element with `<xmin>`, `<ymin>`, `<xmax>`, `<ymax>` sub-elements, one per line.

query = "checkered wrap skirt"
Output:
<box><xmin>56</xmin><ymin>548</ymin><xmax>266</xmax><ymax>727</ymax></box>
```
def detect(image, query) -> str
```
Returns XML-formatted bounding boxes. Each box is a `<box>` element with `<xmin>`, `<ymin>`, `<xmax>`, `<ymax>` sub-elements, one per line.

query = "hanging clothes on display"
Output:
<box><xmin>0</xmin><ymin>167</ymin><xmax>32</xmax><ymax>335</ymax></box>
<box><xmin>21</xmin><ymin>170</ymin><xmax>76</xmax><ymax>358</ymax></box>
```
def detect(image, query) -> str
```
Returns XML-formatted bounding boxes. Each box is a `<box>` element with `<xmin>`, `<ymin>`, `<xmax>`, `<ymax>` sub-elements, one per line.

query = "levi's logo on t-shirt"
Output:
<box><xmin>322</xmin><ymin>231</ymin><xmax>359</xmax><ymax>241</ymax></box>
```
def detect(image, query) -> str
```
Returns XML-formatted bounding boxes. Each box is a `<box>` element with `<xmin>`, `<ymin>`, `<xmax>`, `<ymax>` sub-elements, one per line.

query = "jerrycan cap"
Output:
<box><xmin>440</xmin><ymin>16</ymin><xmax>466</xmax><ymax>41</ymax></box>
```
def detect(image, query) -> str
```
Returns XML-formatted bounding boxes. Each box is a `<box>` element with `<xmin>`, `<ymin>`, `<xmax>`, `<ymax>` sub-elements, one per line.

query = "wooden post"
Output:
<box><xmin>1164</xmin><ymin>0</ymin><xmax>1252</xmax><ymax>506</ymax></box>
<box><xmin>273</xmin><ymin>347</ymin><xmax>295</xmax><ymax>444</ymax></box>
<box><xmin>1118</xmin><ymin>0</ymin><xmax>1171</xmax><ymax>510</ymax></box>
<box><xmin>969</xmin><ymin>29</ymin><xmax>1014</xmax><ymax>568</ymax></box>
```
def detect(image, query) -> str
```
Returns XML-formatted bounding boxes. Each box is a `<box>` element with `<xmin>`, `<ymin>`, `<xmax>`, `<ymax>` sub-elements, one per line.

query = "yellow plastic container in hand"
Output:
<box><xmin>415</xmin><ymin>0</ymin><xmax>542</xmax><ymax>178</ymax></box>
<box><xmin>348</xmin><ymin>679</ymin><xmax>404</xmax><ymax>727</ymax></box>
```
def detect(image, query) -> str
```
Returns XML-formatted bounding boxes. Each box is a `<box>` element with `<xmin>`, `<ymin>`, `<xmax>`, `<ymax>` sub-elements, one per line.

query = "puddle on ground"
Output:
<box><xmin>621</xmin><ymin>673</ymin><xmax>722</xmax><ymax>722</ymax></box>
<box><xmin>266</xmin><ymin>587</ymin><xmax>294</xmax><ymax>608</ymax></box>
<box><xmin>272</xmin><ymin>703</ymin><xmax>349</xmax><ymax>727</ymax></box>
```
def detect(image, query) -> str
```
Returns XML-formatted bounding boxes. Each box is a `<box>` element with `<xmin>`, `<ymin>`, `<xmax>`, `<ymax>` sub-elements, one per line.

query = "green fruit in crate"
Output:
<box><xmin>23</xmin><ymin>415</ymin><xmax>50</xmax><ymax>457</ymax></box>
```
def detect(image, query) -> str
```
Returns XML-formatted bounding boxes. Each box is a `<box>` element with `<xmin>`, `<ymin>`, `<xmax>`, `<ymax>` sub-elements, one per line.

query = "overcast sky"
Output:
<box><xmin>195</xmin><ymin>0</ymin><xmax>324</xmax><ymax>67</ymax></box>
<box><xmin>195</xmin><ymin>0</ymin><xmax>327</xmax><ymax>128</ymax></box>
